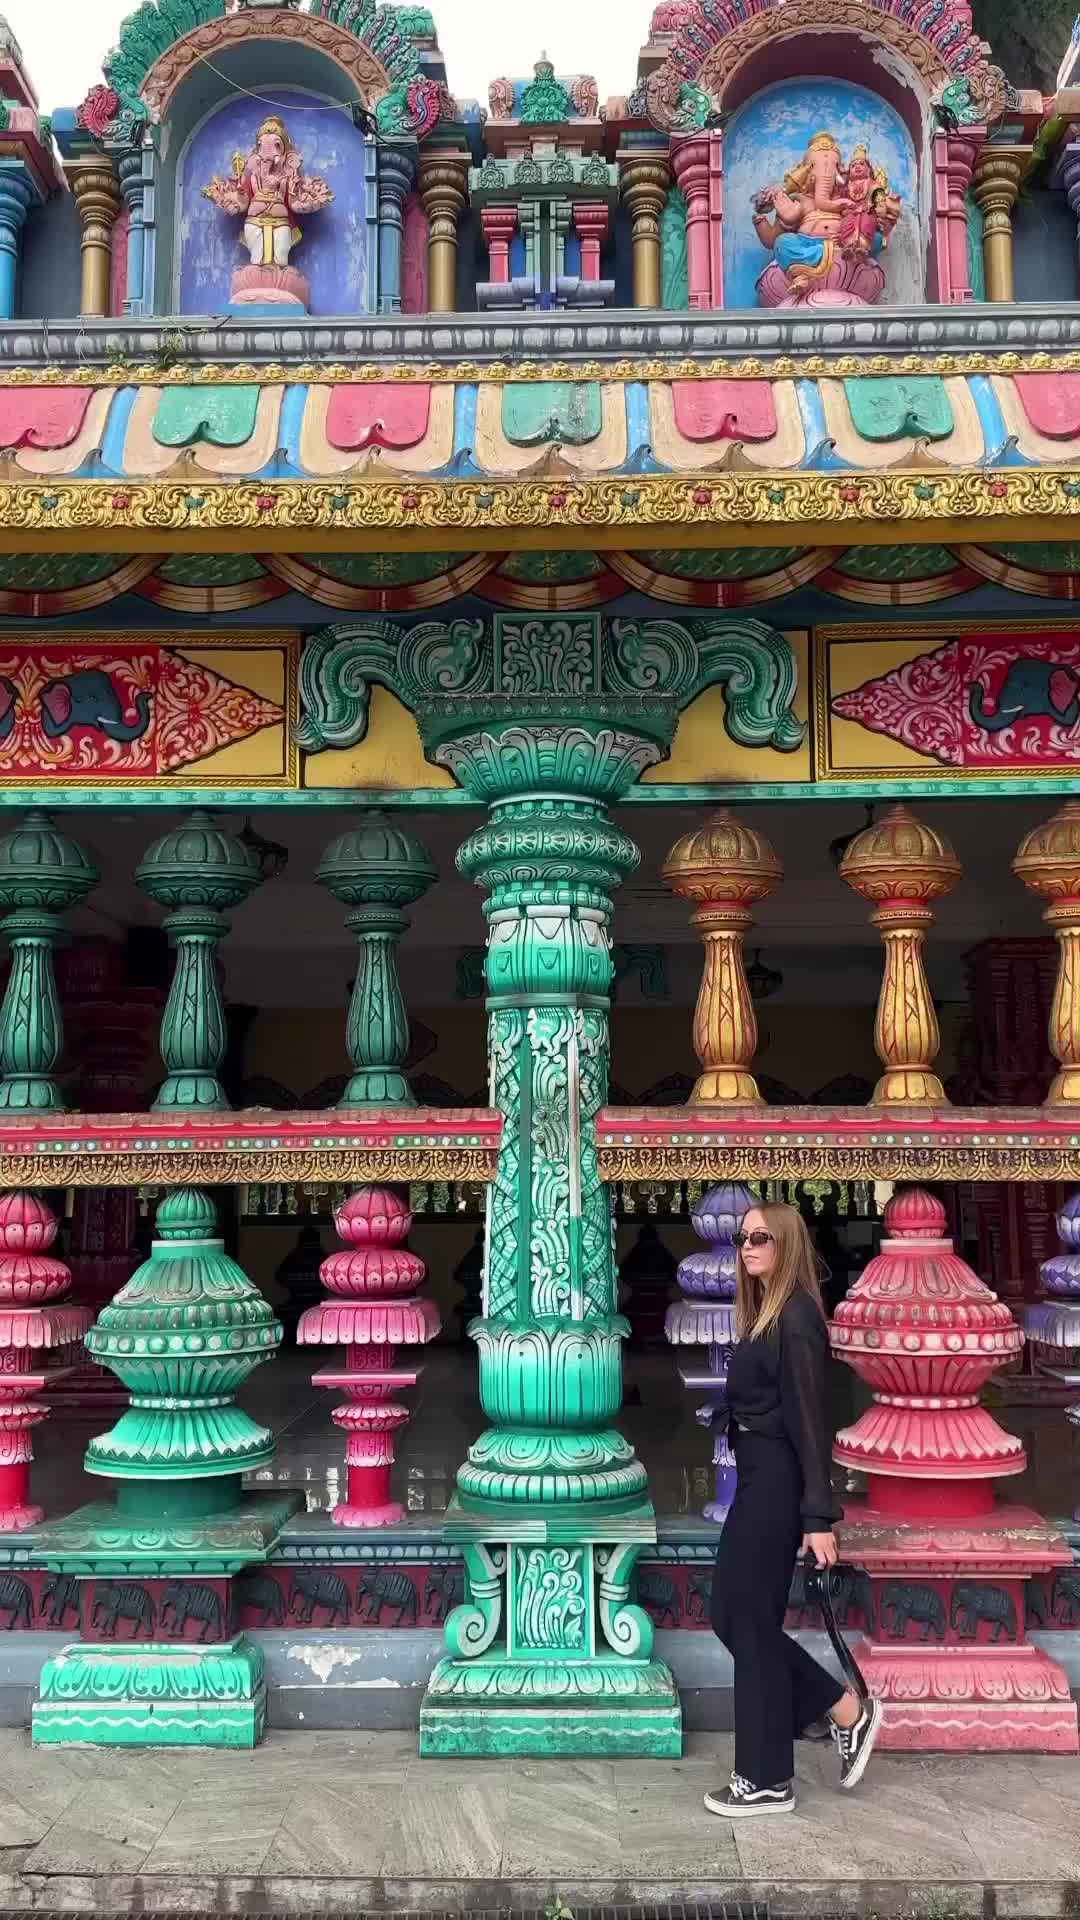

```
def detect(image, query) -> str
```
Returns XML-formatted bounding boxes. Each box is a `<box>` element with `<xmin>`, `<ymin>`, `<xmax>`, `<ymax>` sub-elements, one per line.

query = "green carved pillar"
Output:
<box><xmin>317</xmin><ymin>815</ymin><xmax>437</xmax><ymax>1107</ymax></box>
<box><xmin>33</xmin><ymin>1188</ymin><xmax>299</xmax><ymax>1747</ymax></box>
<box><xmin>135</xmin><ymin>810</ymin><xmax>260</xmax><ymax>1111</ymax></box>
<box><xmin>417</xmin><ymin>693</ymin><xmax>682</xmax><ymax>1757</ymax></box>
<box><xmin>0</xmin><ymin>810</ymin><xmax>97</xmax><ymax>1111</ymax></box>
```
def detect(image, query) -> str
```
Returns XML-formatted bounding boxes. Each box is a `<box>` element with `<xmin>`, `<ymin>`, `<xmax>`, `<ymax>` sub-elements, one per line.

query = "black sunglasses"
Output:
<box><xmin>735</xmin><ymin>1230</ymin><xmax>775</xmax><ymax>1249</ymax></box>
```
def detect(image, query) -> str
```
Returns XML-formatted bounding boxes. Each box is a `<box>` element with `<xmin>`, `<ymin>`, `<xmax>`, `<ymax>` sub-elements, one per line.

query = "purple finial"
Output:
<box><xmin>1043</xmin><ymin>1191</ymin><xmax>1080</xmax><ymax>1297</ymax></box>
<box><xmin>666</xmin><ymin>1182</ymin><xmax>754</xmax><ymax>1523</ymax></box>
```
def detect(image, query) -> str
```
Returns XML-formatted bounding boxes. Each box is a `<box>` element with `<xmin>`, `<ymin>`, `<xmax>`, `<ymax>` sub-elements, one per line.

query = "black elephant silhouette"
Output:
<box><xmin>969</xmin><ymin>661</ymin><xmax>1080</xmax><ymax>735</ymax></box>
<box><xmin>39</xmin><ymin>669</ymin><xmax>151</xmax><ymax>743</ymax></box>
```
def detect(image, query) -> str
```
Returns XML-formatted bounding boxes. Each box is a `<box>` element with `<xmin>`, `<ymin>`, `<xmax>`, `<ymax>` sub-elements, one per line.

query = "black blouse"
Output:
<box><xmin>725</xmin><ymin>1288</ymin><xmax>840</xmax><ymax>1533</ymax></box>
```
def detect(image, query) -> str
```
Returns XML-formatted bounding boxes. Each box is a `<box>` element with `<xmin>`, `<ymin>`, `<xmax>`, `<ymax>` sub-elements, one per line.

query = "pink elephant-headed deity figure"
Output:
<box><xmin>752</xmin><ymin>129</ymin><xmax>901</xmax><ymax>308</ymax></box>
<box><xmin>203</xmin><ymin>114</ymin><xmax>333</xmax><ymax>310</ymax></box>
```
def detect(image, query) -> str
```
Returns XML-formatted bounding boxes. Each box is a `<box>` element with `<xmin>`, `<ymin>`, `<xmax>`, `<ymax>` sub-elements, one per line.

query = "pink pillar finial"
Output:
<box><xmin>672</xmin><ymin>133</ymin><xmax>714</xmax><ymax>310</ymax></box>
<box><xmin>299</xmin><ymin>1186</ymin><xmax>440</xmax><ymax>1527</ymax></box>
<box><xmin>480</xmin><ymin>205</ymin><xmax>518</xmax><ymax>287</ymax></box>
<box><xmin>573</xmin><ymin>202</ymin><xmax>609</xmax><ymax>282</ymax></box>
<box><xmin>830</xmin><ymin>1186</ymin><xmax>1078</xmax><ymax>1751</ymax></box>
<box><xmin>0</xmin><ymin>1191</ymin><xmax>90</xmax><ymax>1529</ymax></box>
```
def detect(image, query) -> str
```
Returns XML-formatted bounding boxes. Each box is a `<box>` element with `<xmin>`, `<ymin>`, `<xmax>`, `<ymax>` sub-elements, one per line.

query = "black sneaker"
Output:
<box><xmin>704</xmin><ymin>1772</ymin><xmax>795</xmax><ymax>1818</ymax></box>
<box><xmin>832</xmin><ymin>1695</ymin><xmax>883</xmax><ymax>1791</ymax></box>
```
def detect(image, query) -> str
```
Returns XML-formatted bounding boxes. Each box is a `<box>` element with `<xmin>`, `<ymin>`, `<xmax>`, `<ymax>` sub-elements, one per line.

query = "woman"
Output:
<box><xmin>705</xmin><ymin>1203</ymin><xmax>881</xmax><ymax>1819</ymax></box>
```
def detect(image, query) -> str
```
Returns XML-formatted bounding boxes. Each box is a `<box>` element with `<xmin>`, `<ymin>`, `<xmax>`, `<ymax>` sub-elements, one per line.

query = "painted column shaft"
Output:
<box><xmin>65</xmin><ymin>158</ymin><xmax>121</xmax><ymax>318</ymax></box>
<box><xmin>0</xmin><ymin>169</ymin><xmax>35</xmax><ymax>320</ymax></box>
<box><xmin>377</xmin><ymin>143</ymin><xmax>416</xmax><ymax>315</ymax></box>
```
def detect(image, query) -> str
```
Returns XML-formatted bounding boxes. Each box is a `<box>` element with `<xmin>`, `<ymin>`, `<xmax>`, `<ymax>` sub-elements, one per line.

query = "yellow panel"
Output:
<box><xmin>642</xmin><ymin>629</ymin><xmax>811</xmax><ymax>784</ymax></box>
<box><xmin>304</xmin><ymin>685</ymin><xmax>455</xmax><ymax>791</ymax></box>
<box><xmin>820</xmin><ymin>633</ymin><xmax>950</xmax><ymax>774</ymax></box>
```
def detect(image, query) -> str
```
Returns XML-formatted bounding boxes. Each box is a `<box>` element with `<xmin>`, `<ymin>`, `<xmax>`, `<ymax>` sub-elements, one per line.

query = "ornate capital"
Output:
<box><xmin>618</xmin><ymin>150</ymin><xmax>671</xmax><ymax>308</ymax></box>
<box><xmin>64</xmin><ymin>157</ymin><xmax>121</xmax><ymax>318</ymax></box>
<box><xmin>419</xmin><ymin>700</ymin><xmax>675</xmax><ymax>805</ymax></box>
<box><xmin>972</xmin><ymin>146</ymin><xmax>1026</xmax><ymax>302</ymax></box>
<box><xmin>418</xmin><ymin>147</ymin><xmax>469</xmax><ymax>312</ymax></box>
<box><xmin>377</xmin><ymin>141</ymin><xmax>416</xmax><ymax>218</ymax></box>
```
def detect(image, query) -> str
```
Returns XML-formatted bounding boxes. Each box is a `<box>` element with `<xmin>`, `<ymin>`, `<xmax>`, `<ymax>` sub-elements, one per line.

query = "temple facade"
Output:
<box><xmin>0</xmin><ymin>0</ymin><xmax>1078</xmax><ymax>1755</ymax></box>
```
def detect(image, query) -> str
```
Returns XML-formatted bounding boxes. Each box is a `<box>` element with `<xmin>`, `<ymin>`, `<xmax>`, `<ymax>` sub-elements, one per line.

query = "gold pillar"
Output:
<box><xmin>618</xmin><ymin>153</ymin><xmax>671</xmax><ymax>309</ymax></box>
<box><xmin>971</xmin><ymin>148</ymin><xmax>1026</xmax><ymax>302</ymax></box>
<box><xmin>839</xmin><ymin>803</ymin><xmax>961</xmax><ymax>1106</ymax></box>
<box><xmin>1013</xmin><ymin>801</ymin><xmax>1080</xmax><ymax>1105</ymax></box>
<box><xmin>662</xmin><ymin>809</ymin><xmax>782</xmax><ymax>1104</ymax></box>
<box><xmin>65</xmin><ymin>158</ymin><xmax>122</xmax><ymax>319</ymax></box>
<box><xmin>418</xmin><ymin>148</ymin><xmax>469</xmax><ymax>314</ymax></box>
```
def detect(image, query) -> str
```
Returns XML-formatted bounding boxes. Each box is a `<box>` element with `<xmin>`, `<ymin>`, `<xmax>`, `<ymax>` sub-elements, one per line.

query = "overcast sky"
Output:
<box><xmin>14</xmin><ymin>1</ymin><xmax>646</xmax><ymax>113</ymax></box>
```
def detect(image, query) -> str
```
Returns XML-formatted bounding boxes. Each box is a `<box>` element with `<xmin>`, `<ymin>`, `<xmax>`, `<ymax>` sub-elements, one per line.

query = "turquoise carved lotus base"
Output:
<box><xmin>33</xmin><ymin>1635</ymin><xmax>266</xmax><ymax>1748</ymax></box>
<box><xmin>418</xmin><ymin>1504</ymin><xmax>682</xmax><ymax>1757</ymax></box>
<box><xmin>420</xmin><ymin>1656</ymin><xmax>682</xmax><ymax>1757</ymax></box>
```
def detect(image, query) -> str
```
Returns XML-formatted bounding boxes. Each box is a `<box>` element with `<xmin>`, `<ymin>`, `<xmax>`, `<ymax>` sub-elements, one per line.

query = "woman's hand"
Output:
<box><xmin>802</xmin><ymin>1530</ymin><xmax>838</xmax><ymax>1569</ymax></box>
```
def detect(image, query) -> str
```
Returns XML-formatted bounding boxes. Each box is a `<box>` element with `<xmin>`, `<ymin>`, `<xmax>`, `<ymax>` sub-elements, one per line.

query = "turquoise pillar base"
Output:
<box><xmin>32</xmin><ymin>1635</ymin><xmax>266</xmax><ymax>1748</ymax></box>
<box><xmin>418</xmin><ymin>1497</ymin><xmax>683</xmax><ymax>1757</ymax></box>
<box><xmin>420</xmin><ymin>1655</ymin><xmax>681</xmax><ymax>1756</ymax></box>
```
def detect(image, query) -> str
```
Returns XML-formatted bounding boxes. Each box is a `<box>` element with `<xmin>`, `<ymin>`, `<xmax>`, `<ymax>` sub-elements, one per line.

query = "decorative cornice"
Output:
<box><xmin>596</xmin><ymin>1107</ymin><xmax>1080</xmax><ymax>1183</ymax></box>
<box><xmin>6</xmin><ymin>306</ymin><xmax>1080</xmax><ymax>372</ymax></box>
<box><xmin>2</xmin><ymin>470</ymin><xmax>1080</xmax><ymax>548</ymax></box>
<box><xmin>0</xmin><ymin>1107</ymin><xmax>501</xmax><ymax>1188</ymax></box>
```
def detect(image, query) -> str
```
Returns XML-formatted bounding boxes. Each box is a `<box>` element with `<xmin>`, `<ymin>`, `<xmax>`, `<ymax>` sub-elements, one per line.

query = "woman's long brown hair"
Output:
<box><xmin>735</xmin><ymin>1201</ymin><xmax>827</xmax><ymax>1340</ymax></box>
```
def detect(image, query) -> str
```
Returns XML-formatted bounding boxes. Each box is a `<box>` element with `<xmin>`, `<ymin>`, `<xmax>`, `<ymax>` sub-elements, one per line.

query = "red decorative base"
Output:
<box><xmin>855</xmin><ymin>1643</ymin><xmax>1079</xmax><ymax>1751</ymax></box>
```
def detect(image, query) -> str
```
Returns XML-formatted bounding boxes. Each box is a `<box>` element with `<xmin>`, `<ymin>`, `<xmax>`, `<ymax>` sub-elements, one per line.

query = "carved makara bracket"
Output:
<box><xmin>294</xmin><ymin>613</ymin><xmax>807</xmax><ymax>766</ymax></box>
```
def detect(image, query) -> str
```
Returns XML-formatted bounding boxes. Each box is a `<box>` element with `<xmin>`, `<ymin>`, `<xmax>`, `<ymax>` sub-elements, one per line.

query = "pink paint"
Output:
<box><xmin>930</xmin><ymin>127</ymin><xmax>985</xmax><ymax>302</ymax></box>
<box><xmin>0</xmin><ymin>1192</ymin><xmax>88</xmax><ymax>1529</ymax></box>
<box><xmin>401</xmin><ymin>192</ymin><xmax>429</xmax><ymax>314</ymax></box>
<box><xmin>299</xmin><ymin>1187</ymin><xmax>440</xmax><ymax>1527</ymax></box>
<box><xmin>1014</xmin><ymin>372</ymin><xmax>1080</xmax><ymax>438</ymax></box>
<box><xmin>831</xmin><ymin>1188</ymin><xmax>1078</xmax><ymax>1752</ymax></box>
<box><xmin>673</xmin><ymin>378</ymin><xmax>776</xmax><ymax>442</ymax></box>
<box><xmin>481</xmin><ymin>204</ymin><xmax>518</xmax><ymax>285</ymax></box>
<box><xmin>708</xmin><ymin>132</ymin><xmax>724</xmax><ymax>306</ymax></box>
<box><xmin>672</xmin><ymin>134</ymin><xmax>712</xmax><ymax>309</ymax></box>
<box><xmin>326</xmin><ymin>383</ymin><xmax>431</xmax><ymax>452</ymax></box>
<box><xmin>573</xmin><ymin>202</ymin><xmax>609</xmax><ymax>280</ymax></box>
<box><xmin>0</xmin><ymin>388</ymin><xmax>92</xmax><ymax>450</ymax></box>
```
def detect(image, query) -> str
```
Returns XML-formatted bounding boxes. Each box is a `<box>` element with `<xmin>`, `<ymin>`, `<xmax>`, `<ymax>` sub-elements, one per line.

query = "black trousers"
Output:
<box><xmin>710</xmin><ymin>1427</ymin><xmax>844</xmax><ymax>1788</ymax></box>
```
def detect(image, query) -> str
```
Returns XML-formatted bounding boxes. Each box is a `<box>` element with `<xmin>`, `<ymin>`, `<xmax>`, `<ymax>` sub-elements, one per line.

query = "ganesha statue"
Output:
<box><xmin>203</xmin><ymin>115</ymin><xmax>332</xmax><ymax>310</ymax></box>
<box><xmin>752</xmin><ymin>131</ymin><xmax>901</xmax><ymax>308</ymax></box>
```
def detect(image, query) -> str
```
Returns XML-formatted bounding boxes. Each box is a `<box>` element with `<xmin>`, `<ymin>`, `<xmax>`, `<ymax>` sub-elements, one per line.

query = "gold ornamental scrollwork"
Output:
<box><xmin>596</xmin><ymin>1144</ymin><xmax>1080</xmax><ymax>1184</ymax></box>
<box><xmin>4</xmin><ymin>1149</ymin><xmax>499</xmax><ymax>1190</ymax></box>
<box><xmin>4</xmin><ymin>470</ymin><xmax>1080</xmax><ymax>547</ymax></box>
<box><xmin>5</xmin><ymin>352</ymin><xmax>1080</xmax><ymax>388</ymax></box>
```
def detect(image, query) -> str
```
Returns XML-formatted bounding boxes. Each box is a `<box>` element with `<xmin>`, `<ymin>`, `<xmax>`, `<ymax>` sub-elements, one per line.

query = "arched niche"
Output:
<box><xmin>722</xmin><ymin>75</ymin><xmax>924</xmax><ymax>308</ymax></box>
<box><xmin>154</xmin><ymin>34</ymin><xmax>385</xmax><ymax>314</ymax></box>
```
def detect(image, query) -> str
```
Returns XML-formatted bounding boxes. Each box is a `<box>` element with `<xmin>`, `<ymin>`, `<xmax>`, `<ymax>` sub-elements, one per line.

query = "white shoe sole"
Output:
<box><xmin>840</xmin><ymin>1696</ymin><xmax>883</xmax><ymax>1791</ymax></box>
<box><xmin>703</xmin><ymin>1793</ymin><xmax>795</xmax><ymax>1818</ymax></box>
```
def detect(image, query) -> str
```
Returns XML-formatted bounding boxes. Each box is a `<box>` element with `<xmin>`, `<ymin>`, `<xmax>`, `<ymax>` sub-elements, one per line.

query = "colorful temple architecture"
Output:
<box><xmin>2</xmin><ymin>0</ymin><xmax>1080</xmax><ymax>1757</ymax></box>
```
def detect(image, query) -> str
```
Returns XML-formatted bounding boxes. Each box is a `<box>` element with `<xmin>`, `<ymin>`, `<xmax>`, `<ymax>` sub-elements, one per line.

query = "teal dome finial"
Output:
<box><xmin>154</xmin><ymin>1188</ymin><xmax>218</xmax><ymax>1241</ymax></box>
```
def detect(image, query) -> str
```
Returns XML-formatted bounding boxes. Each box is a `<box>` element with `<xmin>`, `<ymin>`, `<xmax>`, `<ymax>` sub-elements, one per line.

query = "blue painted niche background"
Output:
<box><xmin>177</xmin><ymin>89</ymin><xmax>375</xmax><ymax>314</ymax></box>
<box><xmin>723</xmin><ymin>81</ymin><xmax>919</xmax><ymax>309</ymax></box>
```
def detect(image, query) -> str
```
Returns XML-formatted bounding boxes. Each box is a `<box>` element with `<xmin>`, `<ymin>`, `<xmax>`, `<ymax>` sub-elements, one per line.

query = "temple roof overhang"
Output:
<box><xmin>8</xmin><ymin>308</ymin><xmax>1080</xmax><ymax>552</ymax></box>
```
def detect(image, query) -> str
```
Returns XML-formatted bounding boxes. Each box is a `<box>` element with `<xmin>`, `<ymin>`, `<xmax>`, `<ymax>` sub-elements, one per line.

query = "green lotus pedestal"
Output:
<box><xmin>417</xmin><ymin>694</ymin><xmax>682</xmax><ymax>1757</ymax></box>
<box><xmin>33</xmin><ymin>1189</ymin><xmax>298</xmax><ymax>1749</ymax></box>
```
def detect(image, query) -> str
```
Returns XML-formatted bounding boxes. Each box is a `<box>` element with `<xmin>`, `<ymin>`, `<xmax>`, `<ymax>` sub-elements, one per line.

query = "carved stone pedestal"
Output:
<box><xmin>832</xmin><ymin>1188</ymin><xmax>1077</xmax><ymax>1751</ymax></box>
